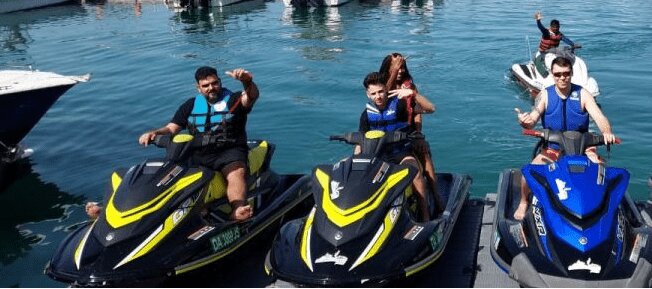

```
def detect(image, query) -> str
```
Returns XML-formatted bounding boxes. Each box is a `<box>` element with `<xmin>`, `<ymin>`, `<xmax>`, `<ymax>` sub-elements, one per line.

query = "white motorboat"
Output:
<box><xmin>0</xmin><ymin>69</ymin><xmax>90</xmax><ymax>162</ymax></box>
<box><xmin>511</xmin><ymin>46</ymin><xmax>599</xmax><ymax>99</ymax></box>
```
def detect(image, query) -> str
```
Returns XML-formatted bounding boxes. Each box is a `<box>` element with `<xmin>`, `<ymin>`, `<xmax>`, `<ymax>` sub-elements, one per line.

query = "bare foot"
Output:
<box><xmin>230</xmin><ymin>204</ymin><xmax>253</xmax><ymax>221</ymax></box>
<box><xmin>513</xmin><ymin>202</ymin><xmax>528</xmax><ymax>221</ymax></box>
<box><xmin>85</xmin><ymin>202</ymin><xmax>102</xmax><ymax>219</ymax></box>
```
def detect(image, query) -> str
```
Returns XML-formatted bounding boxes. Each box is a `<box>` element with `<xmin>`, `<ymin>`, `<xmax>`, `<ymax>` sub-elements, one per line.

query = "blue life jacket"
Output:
<box><xmin>366</xmin><ymin>97</ymin><xmax>408</xmax><ymax>132</ymax></box>
<box><xmin>366</xmin><ymin>97</ymin><xmax>410</xmax><ymax>155</ymax></box>
<box><xmin>542</xmin><ymin>84</ymin><xmax>588</xmax><ymax>133</ymax></box>
<box><xmin>187</xmin><ymin>89</ymin><xmax>234</xmax><ymax>134</ymax></box>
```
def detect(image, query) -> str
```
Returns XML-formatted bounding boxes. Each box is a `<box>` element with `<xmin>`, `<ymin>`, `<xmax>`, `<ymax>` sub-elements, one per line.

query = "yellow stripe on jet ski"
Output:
<box><xmin>111</xmin><ymin>172</ymin><xmax>122</xmax><ymax>192</ymax></box>
<box><xmin>204</xmin><ymin>173</ymin><xmax>227</xmax><ymax>204</ymax></box>
<box><xmin>73</xmin><ymin>220</ymin><xmax>97</xmax><ymax>270</ymax></box>
<box><xmin>248</xmin><ymin>141</ymin><xmax>268</xmax><ymax>175</ymax></box>
<box><xmin>113</xmin><ymin>199</ymin><xmax>195</xmax><ymax>268</ymax></box>
<box><xmin>105</xmin><ymin>172</ymin><xmax>203</xmax><ymax>229</ymax></box>
<box><xmin>173</xmin><ymin>192</ymin><xmax>311</xmax><ymax>275</ymax></box>
<box><xmin>317</xmin><ymin>168</ymin><xmax>409</xmax><ymax>227</ymax></box>
<box><xmin>405</xmin><ymin>248</ymin><xmax>445</xmax><ymax>277</ymax></box>
<box><xmin>349</xmin><ymin>206</ymin><xmax>398</xmax><ymax>270</ymax></box>
<box><xmin>300</xmin><ymin>208</ymin><xmax>316</xmax><ymax>271</ymax></box>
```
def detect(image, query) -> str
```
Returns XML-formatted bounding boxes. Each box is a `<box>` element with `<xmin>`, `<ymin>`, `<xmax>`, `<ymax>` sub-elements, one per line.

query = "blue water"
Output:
<box><xmin>1</xmin><ymin>0</ymin><xmax>650</xmax><ymax>286</ymax></box>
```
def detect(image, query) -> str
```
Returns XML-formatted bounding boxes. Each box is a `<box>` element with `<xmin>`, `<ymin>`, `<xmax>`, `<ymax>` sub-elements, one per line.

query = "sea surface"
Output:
<box><xmin>0</xmin><ymin>0</ymin><xmax>650</xmax><ymax>286</ymax></box>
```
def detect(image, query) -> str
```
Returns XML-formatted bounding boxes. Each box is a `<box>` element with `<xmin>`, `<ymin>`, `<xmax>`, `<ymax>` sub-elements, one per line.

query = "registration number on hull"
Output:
<box><xmin>210</xmin><ymin>226</ymin><xmax>241</xmax><ymax>252</ymax></box>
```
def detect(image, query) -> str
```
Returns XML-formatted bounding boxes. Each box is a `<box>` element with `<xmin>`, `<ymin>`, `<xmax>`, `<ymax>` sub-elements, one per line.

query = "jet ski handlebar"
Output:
<box><xmin>329</xmin><ymin>131</ymin><xmax>422</xmax><ymax>146</ymax></box>
<box><xmin>152</xmin><ymin>134</ymin><xmax>236</xmax><ymax>162</ymax></box>
<box><xmin>329</xmin><ymin>132</ymin><xmax>360</xmax><ymax>144</ymax></box>
<box><xmin>153</xmin><ymin>134</ymin><xmax>236</xmax><ymax>148</ymax></box>
<box><xmin>523</xmin><ymin>129</ymin><xmax>620</xmax><ymax>156</ymax></box>
<box><xmin>330</xmin><ymin>131</ymin><xmax>423</xmax><ymax>156</ymax></box>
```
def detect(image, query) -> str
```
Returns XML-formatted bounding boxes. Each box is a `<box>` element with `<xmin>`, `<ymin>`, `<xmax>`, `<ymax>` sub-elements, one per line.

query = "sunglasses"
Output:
<box><xmin>552</xmin><ymin>71</ymin><xmax>572</xmax><ymax>78</ymax></box>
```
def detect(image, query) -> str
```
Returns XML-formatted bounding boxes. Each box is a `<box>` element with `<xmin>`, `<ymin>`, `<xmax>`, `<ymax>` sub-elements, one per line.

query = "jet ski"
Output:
<box><xmin>45</xmin><ymin>133</ymin><xmax>312</xmax><ymax>286</ymax></box>
<box><xmin>511</xmin><ymin>46</ymin><xmax>599</xmax><ymax>99</ymax></box>
<box><xmin>491</xmin><ymin>129</ymin><xmax>652</xmax><ymax>287</ymax></box>
<box><xmin>264</xmin><ymin>130</ymin><xmax>472</xmax><ymax>286</ymax></box>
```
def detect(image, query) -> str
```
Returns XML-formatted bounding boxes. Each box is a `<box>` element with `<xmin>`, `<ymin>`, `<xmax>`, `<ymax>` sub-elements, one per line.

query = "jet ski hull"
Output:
<box><xmin>265</xmin><ymin>172</ymin><xmax>472</xmax><ymax>286</ymax></box>
<box><xmin>46</xmin><ymin>139</ymin><xmax>313</xmax><ymax>286</ymax></box>
<box><xmin>491</xmin><ymin>168</ymin><xmax>652</xmax><ymax>287</ymax></box>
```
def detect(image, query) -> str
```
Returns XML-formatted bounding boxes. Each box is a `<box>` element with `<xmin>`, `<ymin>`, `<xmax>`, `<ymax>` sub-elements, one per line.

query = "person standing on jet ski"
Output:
<box><xmin>534</xmin><ymin>11</ymin><xmax>578</xmax><ymax>76</ymax></box>
<box><xmin>378</xmin><ymin>53</ymin><xmax>444</xmax><ymax>214</ymax></box>
<box><xmin>513</xmin><ymin>56</ymin><xmax>617</xmax><ymax>220</ymax></box>
<box><xmin>357</xmin><ymin>71</ymin><xmax>436</xmax><ymax>221</ymax></box>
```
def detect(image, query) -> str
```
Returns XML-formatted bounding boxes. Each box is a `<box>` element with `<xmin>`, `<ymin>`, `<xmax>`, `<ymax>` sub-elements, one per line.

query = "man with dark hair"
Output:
<box><xmin>357</xmin><ymin>71</ymin><xmax>436</xmax><ymax>221</ymax></box>
<box><xmin>513</xmin><ymin>57</ymin><xmax>617</xmax><ymax>220</ymax></box>
<box><xmin>138</xmin><ymin>65</ymin><xmax>260</xmax><ymax>221</ymax></box>
<box><xmin>533</xmin><ymin>11</ymin><xmax>578</xmax><ymax>77</ymax></box>
<box><xmin>535</xmin><ymin>11</ymin><xmax>575</xmax><ymax>53</ymax></box>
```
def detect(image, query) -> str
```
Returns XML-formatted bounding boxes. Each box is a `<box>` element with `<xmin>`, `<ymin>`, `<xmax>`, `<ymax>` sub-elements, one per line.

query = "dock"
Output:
<box><xmin>472</xmin><ymin>194</ymin><xmax>519</xmax><ymax>287</ymax></box>
<box><xmin>401</xmin><ymin>194</ymin><xmax>518</xmax><ymax>287</ymax></box>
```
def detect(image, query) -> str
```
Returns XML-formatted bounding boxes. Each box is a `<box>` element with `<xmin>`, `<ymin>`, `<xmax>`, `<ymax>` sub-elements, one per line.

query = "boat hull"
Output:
<box><xmin>0</xmin><ymin>84</ymin><xmax>74</xmax><ymax>147</ymax></box>
<box><xmin>0</xmin><ymin>0</ymin><xmax>72</xmax><ymax>14</ymax></box>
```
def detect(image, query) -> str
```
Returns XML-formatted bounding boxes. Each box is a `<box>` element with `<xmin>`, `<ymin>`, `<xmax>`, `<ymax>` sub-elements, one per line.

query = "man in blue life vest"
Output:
<box><xmin>513</xmin><ymin>56</ymin><xmax>617</xmax><ymax>220</ymax></box>
<box><xmin>533</xmin><ymin>11</ymin><xmax>578</xmax><ymax>77</ymax></box>
<box><xmin>138</xmin><ymin>66</ymin><xmax>259</xmax><ymax>221</ymax></box>
<box><xmin>357</xmin><ymin>71</ymin><xmax>436</xmax><ymax>221</ymax></box>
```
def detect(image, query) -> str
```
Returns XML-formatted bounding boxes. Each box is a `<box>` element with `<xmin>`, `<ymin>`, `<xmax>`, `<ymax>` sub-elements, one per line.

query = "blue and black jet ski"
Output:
<box><xmin>45</xmin><ymin>134</ymin><xmax>312</xmax><ymax>286</ymax></box>
<box><xmin>491</xmin><ymin>129</ymin><xmax>652</xmax><ymax>287</ymax></box>
<box><xmin>264</xmin><ymin>130</ymin><xmax>472</xmax><ymax>286</ymax></box>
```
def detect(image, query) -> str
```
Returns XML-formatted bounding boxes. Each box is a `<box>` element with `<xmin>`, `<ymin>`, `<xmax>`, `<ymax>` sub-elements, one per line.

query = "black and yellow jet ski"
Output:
<box><xmin>45</xmin><ymin>134</ymin><xmax>312</xmax><ymax>286</ymax></box>
<box><xmin>264</xmin><ymin>130</ymin><xmax>472</xmax><ymax>286</ymax></box>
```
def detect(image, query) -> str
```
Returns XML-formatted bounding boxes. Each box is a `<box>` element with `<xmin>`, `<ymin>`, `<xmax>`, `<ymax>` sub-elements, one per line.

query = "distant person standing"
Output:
<box><xmin>535</xmin><ymin>11</ymin><xmax>576</xmax><ymax>53</ymax></box>
<box><xmin>534</xmin><ymin>11</ymin><xmax>578</xmax><ymax>76</ymax></box>
<box><xmin>134</xmin><ymin>0</ymin><xmax>142</xmax><ymax>17</ymax></box>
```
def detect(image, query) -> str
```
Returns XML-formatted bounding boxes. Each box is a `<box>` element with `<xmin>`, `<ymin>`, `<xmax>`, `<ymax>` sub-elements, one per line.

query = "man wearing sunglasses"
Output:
<box><xmin>512</xmin><ymin>56</ymin><xmax>617</xmax><ymax>221</ymax></box>
<box><xmin>138</xmin><ymin>66</ymin><xmax>259</xmax><ymax>221</ymax></box>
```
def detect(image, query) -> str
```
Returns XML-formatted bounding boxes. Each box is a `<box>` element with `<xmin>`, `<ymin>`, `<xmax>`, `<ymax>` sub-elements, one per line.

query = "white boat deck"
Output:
<box><xmin>0</xmin><ymin>70</ymin><xmax>90</xmax><ymax>95</ymax></box>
